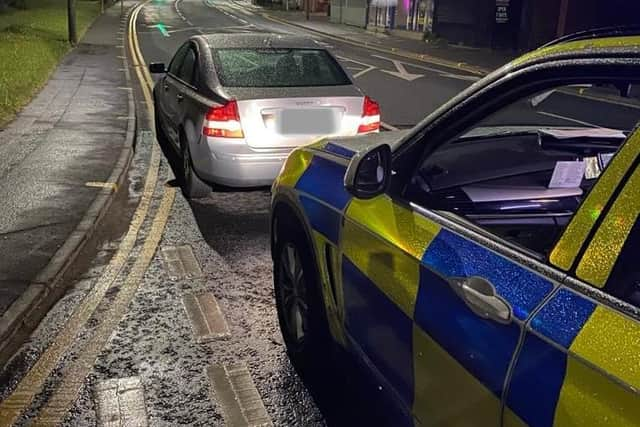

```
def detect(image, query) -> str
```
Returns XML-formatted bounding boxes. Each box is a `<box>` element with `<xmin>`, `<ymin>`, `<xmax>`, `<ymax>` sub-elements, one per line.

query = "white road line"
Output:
<box><xmin>335</xmin><ymin>55</ymin><xmax>377</xmax><ymax>79</ymax></box>
<box><xmin>336</xmin><ymin>55</ymin><xmax>376</xmax><ymax>68</ymax></box>
<box><xmin>352</xmin><ymin>67</ymin><xmax>376</xmax><ymax>78</ymax></box>
<box><xmin>537</xmin><ymin>111</ymin><xmax>599</xmax><ymax>128</ymax></box>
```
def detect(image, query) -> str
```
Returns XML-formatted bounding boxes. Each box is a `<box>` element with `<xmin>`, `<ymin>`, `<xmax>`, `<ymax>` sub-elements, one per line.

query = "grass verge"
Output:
<box><xmin>0</xmin><ymin>0</ymin><xmax>100</xmax><ymax>127</ymax></box>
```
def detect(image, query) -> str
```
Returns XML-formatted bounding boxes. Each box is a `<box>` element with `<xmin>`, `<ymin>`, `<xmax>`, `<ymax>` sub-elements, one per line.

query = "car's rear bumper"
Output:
<box><xmin>192</xmin><ymin>136</ymin><xmax>291</xmax><ymax>187</ymax></box>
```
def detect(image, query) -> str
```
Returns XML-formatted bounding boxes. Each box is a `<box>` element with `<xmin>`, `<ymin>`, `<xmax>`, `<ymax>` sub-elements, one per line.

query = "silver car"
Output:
<box><xmin>150</xmin><ymin>33</ymin><xmax>380</xmax><ymax>198</ymax></box>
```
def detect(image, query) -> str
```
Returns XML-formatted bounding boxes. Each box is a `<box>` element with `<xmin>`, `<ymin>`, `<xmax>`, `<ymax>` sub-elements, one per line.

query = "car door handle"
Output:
<box><xmin>163</xmin><ymin>83</ymin><xmax>169</xmax><ymax>91</ymax></box>
<box><xmin>448</xmin><ymin>276</ymin><xmax>512</xmax><ymax>324</ymax></box>
<box><xmin>176</xmin><ymin>93</ymin><xmax>184</xmax><ymax>102</ymax></box>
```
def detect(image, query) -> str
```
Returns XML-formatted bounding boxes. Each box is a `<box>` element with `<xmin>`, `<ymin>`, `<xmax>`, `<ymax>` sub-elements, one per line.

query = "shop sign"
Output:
<box><xmin>495</xmin><ymin>0</ymin><xmax>509</xmax><ymax>23</ymax></box>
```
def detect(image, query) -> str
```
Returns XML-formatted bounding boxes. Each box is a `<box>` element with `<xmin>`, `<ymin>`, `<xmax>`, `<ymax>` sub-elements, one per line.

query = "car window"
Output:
<box><xmin>168</xmin><ymin>43</ymin><xmax>189</xmax><ymax>76</ymax></box>
<box><xmin>212</xmin><ymin>48</ymin><xmax>351</xmax><ymax>87</ymax></box>
<box><xmin>404</xmin><ymin>81</ymin><xmax>639</xmax><ymax>256</ymax></box>
<box><xmin>177</xmin><ymin>47</ymin><xmax>197</xmax><ymax>86</ymax></box>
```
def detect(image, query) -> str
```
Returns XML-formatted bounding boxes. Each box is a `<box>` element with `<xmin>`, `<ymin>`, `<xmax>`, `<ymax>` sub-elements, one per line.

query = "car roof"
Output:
<box><xmin>201</xmin><ymin>33</ymin><xmax>322</xmax><ymax>49</ymax></box>
<box><xmin>509</xmin><ymin>34</ymin><xmax>640</xmax><ymax>69</ymax></box>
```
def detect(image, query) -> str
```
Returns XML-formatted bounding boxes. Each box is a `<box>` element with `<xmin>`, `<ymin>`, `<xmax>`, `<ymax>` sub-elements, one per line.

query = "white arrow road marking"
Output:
<box><xmin>336</xmin><ymin>55</ymin><xmax>377</xmax><ymax>79</ymax></box>
<box><xmin>379</xmin><ymin>58</ymin><xmax>424</xmax><ymax>81</ymax></box>
<box><xmin>372</xmin><ymin>54</ymin><xmax>479</xmax><ymax>82</ymax></box>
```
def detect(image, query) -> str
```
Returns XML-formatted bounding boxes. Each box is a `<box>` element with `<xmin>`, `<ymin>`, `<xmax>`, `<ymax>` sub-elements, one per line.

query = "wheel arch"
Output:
<box><xmin>270</xmin><ymin>192</ymin><xmax>317</xmax><ymax>265</ymax></box>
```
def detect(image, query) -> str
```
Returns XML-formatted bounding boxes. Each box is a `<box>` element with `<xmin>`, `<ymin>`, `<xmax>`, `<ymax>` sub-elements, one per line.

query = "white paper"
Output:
<box><xmin>540</xmin><ymin>128</ymin><xmax>626</xmax><ymax>140</ymax></box>
<box><xmin>548</xmin><ymin>161</ymin><xmax>586</xmax><ymax>188</ymax></box>
<box><xmin>599</xmin><ymin>152</ymin><xmax>615</xmax><ymax>169</ymax></box>
<box><xmin>584</xmin><ymin>156</ymin><xmax>601</xmax><ymax>180</ymax></box>
<box><xmin>463</xmin><ymin>185</ymin><xmax>583</xmax><ymax>203</ymax></box>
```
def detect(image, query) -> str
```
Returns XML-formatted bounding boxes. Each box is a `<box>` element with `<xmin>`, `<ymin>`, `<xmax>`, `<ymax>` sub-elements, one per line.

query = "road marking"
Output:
<box><xmin>226</xmin><ymin>1</ymin><xmax>255</xmax><ymax>15</ymax></box>
<box><xmin>85</xmin><ymin>181</ymin><xmax>119</xmax><ymax>191</ymax></box>
<box><xmin>372</xmin><ymin>53</ymin><xmax>483</xmax><ymax>82</ymax></box>
<box><xmin>95</xmin><ymin>377</ymin><xmax>148</xmax><ymax>427</ymax></box>
<box><xmin>206</xmin><ymin>363</ymin><xmax>272</xmax><ymax>427</ymax></box>
<box><xmin>335</xmin><ymin>55</ymin><xmax>377</xmax><ymax>79</ymax></box>
<box><xmin>380</xmin><ymin>58</ymin><xmax>424</xmax><ymax>81</ymax></box>
<box><xmin>150</xmin><ymin>23</ymin><xmax>170</xmax><ymax>37</ymax></box>
<box><xmin>162</xmin><ymin>245</ymin><xmax>203</xmax><ymax>280</ymax></box>
<box><xmin>183</xmin><ymin>292</ymin><xmax>231</xmax><ymax>342</ymax></box>
<box><xmin>537</xmin><ymin>111</ymin><xmax>599</xmax><ymax>128</ymax></box>
<box><xmin>34</xmin><ymin>186</ymin><xmax>176</xmax><ymax>426</ymax></box>
<box><xmin>0</xmin><ymin>3</ymin><xmax>165</xmax><ymax>425</ymax></box>
<box><xmin>353</xmin><ymin>67</ymin><xmax>376</xmax><ymax>78</ymax></box>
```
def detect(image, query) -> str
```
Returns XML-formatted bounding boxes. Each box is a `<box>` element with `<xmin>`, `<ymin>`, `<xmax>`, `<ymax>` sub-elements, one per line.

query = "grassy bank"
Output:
<box><xmin>0</xmin><ymin>0</ymin><xmax>100</xmax><ymax>127</ymax></box>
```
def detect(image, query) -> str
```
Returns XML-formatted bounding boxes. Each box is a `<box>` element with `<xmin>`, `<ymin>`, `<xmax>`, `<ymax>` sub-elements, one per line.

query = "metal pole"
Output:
<box><xmin>121</xmin><ymin>0</ymin><xmax>124</xmax><ymax>15</ymax></box>
<box><xmin>557</xmin><ymin>0</ymin><xmax>569</xmax><ymax>37</ymax></box>
<box><xmin>67</xmin><ymin>0</ymin><xmax>77</xmax><ymax>45</ymax></box>
<box><xmin>305</xmin><ymin>0</ymin><xmax>309</xmax><ymax>19</ymax></box>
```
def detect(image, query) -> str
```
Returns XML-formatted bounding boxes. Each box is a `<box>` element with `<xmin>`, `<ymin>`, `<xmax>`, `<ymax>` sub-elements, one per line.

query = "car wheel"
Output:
<box><xmin>180</xmin><ymin>137</ymin><xmax>210</xmax><ymax>199</ymax></box>
<box><xmin>154</xmin><ymin>108</ymin><xmax>170</xmax><ymax>149</ymax></box>
<box><xmin>274</xmin><ymin>224</ymin><xmax>331</xmax><ymax>375</ymax></box>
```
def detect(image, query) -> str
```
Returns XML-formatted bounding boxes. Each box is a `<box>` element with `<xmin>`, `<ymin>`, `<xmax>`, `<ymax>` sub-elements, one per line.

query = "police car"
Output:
<box><xmin>270</xmin><ymin>27</ymin><xmax>640</xmax><ymax>426</ymax></box>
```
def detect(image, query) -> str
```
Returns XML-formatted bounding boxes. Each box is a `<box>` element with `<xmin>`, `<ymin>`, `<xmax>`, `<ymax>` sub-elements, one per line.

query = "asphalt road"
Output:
<box><xmin>1</xmin><ymin>1</ymin><xmax>639</xmax><ymax>426</ymax></box>
<box><xmin>136</xmin><ymin>0</ymin><xmax>640</xmax><ymax>129</ymax></box>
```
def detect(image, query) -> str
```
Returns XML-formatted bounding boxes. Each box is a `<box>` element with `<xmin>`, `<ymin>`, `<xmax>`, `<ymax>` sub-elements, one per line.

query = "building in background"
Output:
<box><xmin>329</xmin><ymin>0</ymin><xmax>368</xmax><ymax>27</ymax></box>
<box><xmin>329</xmin><ymin>0</ymin><xmax>640</xmax><ymax>51</ymax></box>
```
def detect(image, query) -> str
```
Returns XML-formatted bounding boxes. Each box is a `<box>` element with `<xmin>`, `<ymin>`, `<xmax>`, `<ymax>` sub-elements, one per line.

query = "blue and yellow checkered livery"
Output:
<box><xmin>273</xmin><ymin>139</ymin><xmax>640</xmax><ymax>426</ymax></box>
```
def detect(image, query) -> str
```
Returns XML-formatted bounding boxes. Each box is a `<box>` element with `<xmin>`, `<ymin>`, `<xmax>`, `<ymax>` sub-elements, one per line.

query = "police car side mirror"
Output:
<box><xmin>344</xmin><ymin>144</ymin><xmax>391</xmax><ymax>199</ymax></box>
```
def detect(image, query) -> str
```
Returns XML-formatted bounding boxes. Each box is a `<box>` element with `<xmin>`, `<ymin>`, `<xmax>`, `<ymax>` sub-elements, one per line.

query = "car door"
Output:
<box><xmin>504</xmin><ymin>128</ymin><xmax>640</xmax><ymax>426</ymax></box>
<box><xmin>172</xmin><ymin>44</ymin><xmax>198</xmax><ymax>139</ymax></box>
<box><xmin>340</xmin><ymin>182</ymin><xmax>557</xmax><ymax>427</ymax></box>
<box><xmin>161</xmin><ymin>43</ymin><xmax>190</xmax><ymax>145</ymax></box>
<box><xmin>338</xmin><ymin>60</ymin><xmax>639</xmax><ymax>426</ymax></box>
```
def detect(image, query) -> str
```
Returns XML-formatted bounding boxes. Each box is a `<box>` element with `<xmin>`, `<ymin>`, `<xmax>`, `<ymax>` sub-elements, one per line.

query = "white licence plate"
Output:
<box><xmin>278</xmin><ymin>109</ymin><xmax>338</xmax><ymax>135</ymax></box>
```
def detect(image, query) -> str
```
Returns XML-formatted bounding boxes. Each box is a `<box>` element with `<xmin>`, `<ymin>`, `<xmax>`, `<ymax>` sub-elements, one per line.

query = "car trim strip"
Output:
<box><xmin>576</xmin><ymin>164</ymin><xmax>640</xmax><ymax>287</ymax></box>
<box><xmin>550</xmin><ymin>128</ymin><xmax>640</xmax><ymax>271</ymax></box>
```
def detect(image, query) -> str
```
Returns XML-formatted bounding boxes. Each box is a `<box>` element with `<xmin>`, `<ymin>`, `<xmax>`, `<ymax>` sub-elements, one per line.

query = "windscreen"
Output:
<box><xmin>213</xmin><ymin>48</ymin><xmax>351</xmax><ymax>87</ymax></box>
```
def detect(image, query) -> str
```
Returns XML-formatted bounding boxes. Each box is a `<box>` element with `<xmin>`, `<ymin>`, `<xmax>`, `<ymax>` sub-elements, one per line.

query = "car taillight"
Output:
<box><xmin>357</xmin><ymin>96</ymin><xmax>380</xmax><ymax>134</ymax></box>
<box><xmin>203</xmin><ymin>100</ymin><xmax>244</xmax><ymax>138</ymax></box>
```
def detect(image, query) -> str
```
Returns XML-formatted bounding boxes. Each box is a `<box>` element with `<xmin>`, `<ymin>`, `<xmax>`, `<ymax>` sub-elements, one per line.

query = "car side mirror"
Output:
<box><xmin>149</xmin><ymin>62</ymin><xmax>167</xmax><ymax>74</ymax></box>
<box><xmin>344</xmin><ymin>144</ymin><xmax>391</xmax><ymax>199</ymax></box>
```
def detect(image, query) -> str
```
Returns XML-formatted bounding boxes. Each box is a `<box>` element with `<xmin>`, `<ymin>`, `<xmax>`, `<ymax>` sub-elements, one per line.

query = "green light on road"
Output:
<box><xmin>153</xmin><ymin>23</ymin><xmax>170</xmax><ymax>37</ymax></box>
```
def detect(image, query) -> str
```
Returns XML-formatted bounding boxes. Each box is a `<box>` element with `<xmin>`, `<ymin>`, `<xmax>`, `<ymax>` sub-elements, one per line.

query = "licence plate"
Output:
<box><xmin>278</xmin><ymin>109</ymin><xmax>338</xmax><ymax>135</ymax></box>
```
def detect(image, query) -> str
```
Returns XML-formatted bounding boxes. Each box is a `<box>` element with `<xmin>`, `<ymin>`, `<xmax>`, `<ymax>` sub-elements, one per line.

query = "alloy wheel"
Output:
<box><xmin>278</xmin><ymin>243</ymin><xmax>308</xmax><ymax>346</ymax></box>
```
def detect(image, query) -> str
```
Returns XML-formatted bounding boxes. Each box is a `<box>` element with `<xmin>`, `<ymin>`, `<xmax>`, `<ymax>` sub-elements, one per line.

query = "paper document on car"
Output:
<box><xmin>540</xmin><ymin>128</ymin><xmax>626</xmax><ymax>139</ymax></box>
<box><xmin>548</xmin><ymin>161</ymin><xmax>586</xmax><ymax>188</ymax></box>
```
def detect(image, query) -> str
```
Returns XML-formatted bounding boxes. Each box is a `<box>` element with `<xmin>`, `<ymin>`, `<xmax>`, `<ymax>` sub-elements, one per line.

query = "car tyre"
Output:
<box><xmin>154</xmin><ymin>108</ymin><xmax>170</xmax><ymax>149</ymax></box>
<box><xmin>274</xmin><ymin>222</ymin><xmax>331</xmax><ymax>377</ymax></box>
<box><xmin>180</xmin><ymin>136</ymin><xmax>211</xmax><ymax>199</ymax></box>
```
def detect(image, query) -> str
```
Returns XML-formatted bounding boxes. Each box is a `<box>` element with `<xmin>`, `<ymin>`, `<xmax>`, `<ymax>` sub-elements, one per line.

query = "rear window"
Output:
<box><xmin>213</xmin><ymin>48</ymin><xmax>351</xmax><ymax>87</ymax></box>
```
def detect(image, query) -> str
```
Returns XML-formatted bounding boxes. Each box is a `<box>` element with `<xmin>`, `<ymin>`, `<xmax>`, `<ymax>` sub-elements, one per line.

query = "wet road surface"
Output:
<box><xmin>2</xmin><ymin>0</ymin><xmax>640</xmax><ymax>426</ymax></box>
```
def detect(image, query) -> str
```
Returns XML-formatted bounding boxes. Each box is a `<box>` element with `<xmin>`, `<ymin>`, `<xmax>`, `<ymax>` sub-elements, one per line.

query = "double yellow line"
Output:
<box><xmin>0</xmin><ymin>3</ymin><xmax>174</xmax><ymax>426</ymax></box>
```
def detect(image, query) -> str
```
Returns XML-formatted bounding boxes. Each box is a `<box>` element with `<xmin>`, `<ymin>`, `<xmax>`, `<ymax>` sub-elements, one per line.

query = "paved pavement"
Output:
<box><xmin>0</xmin><ymin>3</ymin><xmax>134</xmax><ymax>364</ymax></box>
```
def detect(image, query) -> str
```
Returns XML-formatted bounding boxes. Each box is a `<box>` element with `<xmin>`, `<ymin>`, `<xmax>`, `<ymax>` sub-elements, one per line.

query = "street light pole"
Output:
<box><xmin>67</xmin><ymin>0</ymin><xmax>77</xmax><ymax>46</ymax></box>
